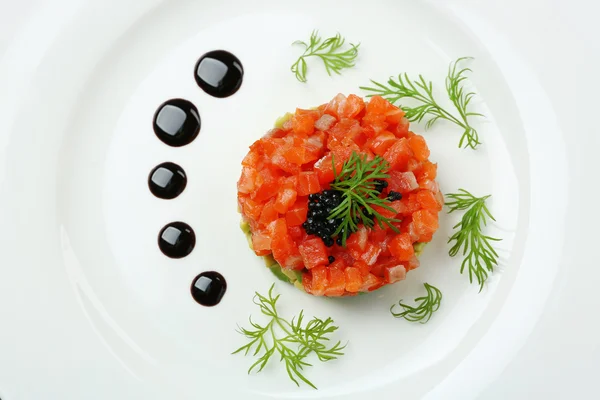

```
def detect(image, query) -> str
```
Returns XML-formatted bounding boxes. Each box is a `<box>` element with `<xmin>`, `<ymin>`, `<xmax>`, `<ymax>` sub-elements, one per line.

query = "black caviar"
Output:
<box><xmin>374</xmin><ymin>179</ymin><xmax>388</xmax><ymax>193</ymax></box>
<box><xmin>387</xmin><ymin>191</ymin><xmax>403</xmax><ymax>201</ymax></box>
<box><xmin>303</xmin><ymin>181</ymin><xmax>401</xmax><ymax>246</ymax></box>
<box><xmin>302</xmin><ymin>190</ymin><xmax>344</xmax><ymax>247</ymax></box>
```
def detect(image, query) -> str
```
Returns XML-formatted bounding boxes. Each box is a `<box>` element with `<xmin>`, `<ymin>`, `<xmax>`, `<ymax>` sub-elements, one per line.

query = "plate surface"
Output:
<box><xmin>0</xmin><ymin>0</ymin><xmax>598</xmax><ymax>399</ymax></box>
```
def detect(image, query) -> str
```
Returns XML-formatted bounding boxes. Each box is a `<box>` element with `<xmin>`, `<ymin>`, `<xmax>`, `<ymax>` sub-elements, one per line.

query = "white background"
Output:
<box><xmin>0</xmin><ymin>0</ymin><xmax>599</xmax><ymax>399</ymax></box>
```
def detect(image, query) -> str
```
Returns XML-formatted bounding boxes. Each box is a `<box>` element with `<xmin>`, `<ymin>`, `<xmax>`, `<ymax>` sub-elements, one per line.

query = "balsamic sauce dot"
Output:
<box><xmin>194</xmin><ymin>50</ymin><xmax>243</xmax><ymax>98</ymax></box>
<box><xmin>153</xmin><ymin>99</ymin><xmax>200</xmax><ymax>147</ymax></box>
<box><xmin>191</xmin><ymin>271</ymin><xmax>227</xmax><ymax>306</ymax></box>
<box><xmin>148</xmin><ymin>162</ymin><xmax>187</xmax><ymax>199</ymax></box>
<box><xmin>158</xmin><ymin>222</ymin><xmax>195</xmax><ymax>258</ymax></box>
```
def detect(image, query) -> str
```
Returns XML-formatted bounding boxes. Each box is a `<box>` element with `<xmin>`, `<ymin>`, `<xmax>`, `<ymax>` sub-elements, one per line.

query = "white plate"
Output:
<box><xmin>0</xmin><ymin>0</ymin><xmax>598</xmax><ymax>399</ymax></box>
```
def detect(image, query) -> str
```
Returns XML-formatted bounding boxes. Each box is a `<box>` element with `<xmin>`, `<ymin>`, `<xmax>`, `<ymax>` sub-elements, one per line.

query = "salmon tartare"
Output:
<box><xmin>237</xmin><ymin>94</ymin><xmax>442</xmax><ymax>296</ymax></box>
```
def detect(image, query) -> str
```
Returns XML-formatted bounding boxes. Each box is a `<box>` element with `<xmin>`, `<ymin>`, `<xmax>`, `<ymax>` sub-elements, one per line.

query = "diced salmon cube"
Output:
<box><xmin>324</xmin><ymin>94</ymin><xmax>365</xmax><ymax>119</ymax></box>
<box><xmin>384</xmin><ymin>264</ymin><xmax>407</xmax><ymax>283</ymax></box>
<box><xmin>325</xmin><ymin>267</ymin><xmax>346</xmax><ymax>296</ymax></box>
<box><xmin>239</xmin><ymin>196</ymin><xmax>263</xmax><ymax>220</ymax></box>
<box><xmin>388</xmin><ymin>171</ymin><xmax>419</xmax><ymax>194</ymax></box>
<box><xmin>411</xmin><ymin>210</ymin><xmax>439</xmax><ymax>243</ymax></box>
<box><xmin>258</xmin><ymin>199</ymin><xmax>278</xmax><ymax>226</ymax></box>
<box><xmin>388</xmin><ymin>233</ymin><xmax>415</xmax><ymax>261</ymax></box>
<box><xmin>359</xmin><ymin>273</ymin><xmax>384</xmax><ymax>292</ymax></box>
<box><xmin>315</xmin><ymin>114</ymin><xmax>336</xmax><ymax>131</ymax></box>
<box><xmin>369</xmin><ymin>131</ymin><xmax>397</xmax><ymax>156</ymax></box>
<box><xmin>274</xmin><ymin>187</ymin><xmax>297</xmax><ymax>213</ymax></box>
<box><xmin>310</xmin><ymin>265</ymin><xmax>329</xmax><ymax>296</ymax></box>
<box><xmin>416</xmin><ymin>190</ymin><xmax>442</xmax><ymax>211</ymax></box>
<box><xmin>237</xmin><ymin>167</ymin><xmax>257</xmax><ymax>194</ymax></box>
<box><xmin>408</xmin><ymin>135</ymin><xmax>430</xmax><ymax>161</ymax></box>
<box><xmin>314</xmin><ymin>147</ymin><xmax>352</xmax><ymax>184</ymax></box>
<box><xmin>292</xmin><ymin>112</ymin><xmax>316</xmax><ymax>136</ymax></box>
<box><xmin>298</xmin><ymin>237</ymin><xmax>329</xmax><ymax>269</ymax></box>
<box><xmin>414</xmin><ymin>160</ymin><xmax>437</xmax><ymax>182</ymax></box>
<box><xmin>251</xmin><ymin>231</ymin><xmax>271</xmax><ymax>256</ymax></box>
<box><xmin>346</xmin><ymin>226</ymin><xmax>368</xmax><ymax>253</ymax></box>
<box><xmin>344</xmin><ymin>267</ymin><xmax>362</xmax><ymax>292</ymax></box>
<box><xmin>360</xmin><ymin>242</ymin><xmax>382</xmax><ymax>266</ymax></box>
<box><xmin>285</xmin><ymin>198</ymin><xmax>308</xmax><ymax>226</ymax></box>
<box><xmin>383</xmin><ymin>138</ymin><xmax>413</xmax><ymax>171</ymax></box>
<box><xmin>353</xmin><ymin>260</ymin><xmax>371</xmax><ymax>277</ymax></box>
<box><xmin>297</xmin><ymin>172</ymin><xmax>321</xmax><ymax>196</ymax></box>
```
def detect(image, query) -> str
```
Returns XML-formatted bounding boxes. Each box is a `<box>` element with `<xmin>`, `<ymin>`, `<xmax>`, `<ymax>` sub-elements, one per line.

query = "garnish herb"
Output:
<box><xmin>328</xmin><ymin>152</ymin><xmax>400</xmax><ymax>246</ymax></box>
<box><xmin>445</xmin><ymin>189</ymin><xmax>501</xmax><ymax>291</ymax></box>
<box><xmin>445</xmin><ymin>57</ymin><xmax>485</xmax><ymax>148</ymax></box>
<box><xmin>360</xmin><ymin>57</ymin><xmax>484</xmax><ymax>149</ymax></box>
<box><xmin>390</xmin><ymin>283</ymin><xmax>442</xmax><ymax>323</ymax></box>
<box><xmin>233</xmin><ymin>284</ymin><xmax>346</xmax><ymax>389</ymax></box>
<box><xmin>291</xmin><ymin>30</ymin><xmax>360</xmax><ymax>83</ymax></box>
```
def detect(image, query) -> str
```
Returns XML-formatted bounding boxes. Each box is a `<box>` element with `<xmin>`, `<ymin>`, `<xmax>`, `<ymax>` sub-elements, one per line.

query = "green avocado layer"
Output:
<box><xmin>241</xmin><ymin>220</ymin><xmax>304</xmax><ymax>290</ymax></box>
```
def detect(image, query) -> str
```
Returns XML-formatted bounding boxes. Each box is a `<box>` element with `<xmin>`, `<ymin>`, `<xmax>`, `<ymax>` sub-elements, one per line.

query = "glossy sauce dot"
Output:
<box><xmin>153</xmin><ymin>99</ymin><xmax>200</xmax><ymax>147</ymax></box>
<box><xmin>194</xmin><ymin>50</ymin><xmax>243</xmax><ymax>98</ymax></box>
<box><xmin>191</xmin><ymin>271</ymin><xmax>227</xmax><ymax>306</ymax></box>
<box><xmin>148</xmin><ymin>162</ymin><xmax>187</xmax><ymax>199</ymax></box>
<box><xmin>158</xmin><ymin>222</ymin><xmax>195</xmax><ymax>258</ymax></box>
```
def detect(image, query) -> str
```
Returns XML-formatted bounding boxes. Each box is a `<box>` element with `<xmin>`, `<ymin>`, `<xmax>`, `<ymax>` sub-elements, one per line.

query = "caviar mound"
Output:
<box><xmin>237</xmin><ymin>94</ymin><xmax>443</xmax><ymax>297</ymax></box>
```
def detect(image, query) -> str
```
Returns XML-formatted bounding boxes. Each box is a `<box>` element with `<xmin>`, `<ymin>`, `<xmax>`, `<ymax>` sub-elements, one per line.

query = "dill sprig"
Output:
<box><xmin>445</xmin><ymin>57</ymin><xmax>485</xmax><ymax>148</ymax></box>
<box><xmin>291</xmin><ymin>30</ymin><xmax>360</xmax><ymax>83</ymax></box>
<box><xmin>360</xmin><ymin>57</ymin><xmax>484</xmax><ymax>149</ymax></box>
<box><xmin>390</xmin><ymin>283</ymin><xmax>442</xmax><ymax>323</ymax></box>
<box><xmin>445</xmin><ymin>189</ymin><xmax>502</xmax><ymax>291</ymax></box>
<box><xmin>233</xmin><ymin>284</ymin><xmax>346</xmax><ymax>389</ymax></box>
<box><xmin>328</xmin><ymin>152</ymin><xmax>400</xmax><ymax>246</ymax></box>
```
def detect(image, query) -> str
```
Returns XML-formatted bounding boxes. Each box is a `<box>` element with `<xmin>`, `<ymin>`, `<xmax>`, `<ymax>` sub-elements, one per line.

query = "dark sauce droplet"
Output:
<box><xmin>148</xmin><ymin>162</ymin><xmax>187</xmax><ymax>199</ymax></box>
<box><xmin>194</xmin><ymin>50</ymin><xmax>243</xmax><ymax>98</ymax></box>
<box><xmin>153</xmin><ymin>99</ymin><xmax>200</xmax><ymax>147</ymax></box>
<box><xmin>191</xmin><ymin>271</ymin><xmax>227</xmax><ymax>306</ymax></box>
<box><xmin>158</xmin><ymin>222</ymin><xmax>195</xmax><ymax>258</ymax></box>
